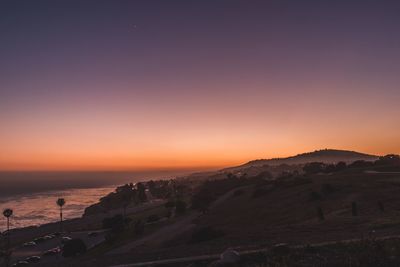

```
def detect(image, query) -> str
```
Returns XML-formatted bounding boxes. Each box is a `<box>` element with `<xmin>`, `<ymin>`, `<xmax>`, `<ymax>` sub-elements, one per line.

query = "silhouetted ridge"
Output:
<box><xmin>226</xmin><ymin>149</ymin><xmax>378</xmax><ymax>170</ymax></box>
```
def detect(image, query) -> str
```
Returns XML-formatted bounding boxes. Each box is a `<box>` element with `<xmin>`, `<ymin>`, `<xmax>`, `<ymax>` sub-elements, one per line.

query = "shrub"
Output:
<box><xmin>191</xmin><ymin>177</ymin><xmax>256</xmax><ymax>212</ymax></box>
<box><xmin>134</xmin><ymin>219</ymin><xmax>145</xmax><ymax>235</ymax></box>
<box><xmin>191</xmin><ymin>194</ymin><xmax>213</xmax><ymax>213</ymax></box>
<box><xmin>378</xmin><ymin>201</ymin><xmax>385</xmax><ymax>212</ymax></box>
<box><xmin>104</xmin><ymin>232</ymin><xmax>117</xmax><ymax>244</ymax></box>
<box><xmin>190</xmin><ymin>226</ymin><xmax>224</xmax><ymax>243</ymax></box>
<box><xmin>232</xmin><ymin>189</ymin><xmax>244</xmax><ymax>197</ymax></box>
<box><xmin>303</xmin><ymin>162</ymin><xmax>325</xmax><ymax>174</ymax></box>
<box><xmin>165</xmin><ymin>210</ymin><xmax>172</xmax><ymax>218</ymax></box>
<box><xmin>252</xmin><ymin>187</ymin><xmax>270</xmax><ymax>198</ymax></box>
<box><xmin>349</xmin><ymin>160</ymin><xmax>374</xmax><ymax>168</ymax></box>
<box><xmin>102</xmin><ymin>214</ymin><xmax>126</xmax><ymax>232</ymax></box>
<box><xmin>375</xmin><ymin>154</ymin><xmax>400</xmax><ymax>166</ymax></box>
<box><xmin>147</xmin><ymin>214</ymin><xmax>160</xmax><ymax>223</ymax></box>
<box><xmin>309</xmin><ymin>191</ymin><xmax>322</xmax><ymax>201</ymax></box>
<box><xmin>175</xmin><ymin>200</ymin><xmax>187</xmax><ymax>215</ymax></box>
<box><xmin>62</xmin><ymin>239</ymin><xmax>87</xmax><ymax>257</ymax></box>
<box><xmin>321</xmin><ymin>183</ymin><xmax>335</xmax><ymax>194</ymax></box>
<box><xmin>352</xmin><ymin>201</ymin><xmax>358</xmax><ymax>216</ymax></box>
<box><xmin>336</xmin><ymin>161</ymin><xmax>347</xmax><ymax>171</ymax></box>
<box><xmin>254</xmin><ymin>171</ymin><xmax>273</xmax><ymax>180</ymax></box>
<box><xmin>317</xmin><ymin>206</ymin><xmax>325</xmax><ymax>221</ymax></box>
<box><xmin>325</xmin><ymin>164</ymin><xmax>337</xmax><ymax>173</ymax></box>
<box><xmin>164</xmin><ymin>200</ymin><xmax>176</xmax><ymax>209</ymax></box>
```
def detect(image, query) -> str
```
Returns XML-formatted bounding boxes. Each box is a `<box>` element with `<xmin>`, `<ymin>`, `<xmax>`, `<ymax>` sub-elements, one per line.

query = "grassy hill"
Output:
<box><xmin>49</xmin><ymin>155</ymin><xmax>400</xmax><ymax>267</ymax></box>
<box><xmin>224</xmin><ymin>149</ymin><xmax>378</xmax><ymax>172</ymax></box>
<box><xmin>158</xmin><ymin>168</ymin><xmax>400</xmax><ymax>258</ymax></box>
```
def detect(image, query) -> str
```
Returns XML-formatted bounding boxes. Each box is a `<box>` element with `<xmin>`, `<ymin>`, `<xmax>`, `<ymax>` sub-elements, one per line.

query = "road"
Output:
<box><xmin>4</xmin><ymin>200</ymin><xmax>165</xmax><ymax>264</ymax></box>
<box><xmin>9</xmin><ymin>230</ymin><xmax>106</xmax><ymax>266</ymax></box>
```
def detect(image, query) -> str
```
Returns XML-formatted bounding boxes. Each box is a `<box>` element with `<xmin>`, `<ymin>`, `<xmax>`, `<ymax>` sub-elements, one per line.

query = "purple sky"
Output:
<box><xmin>1</xmin><ymin>1</ymin><xmax>400</xmax><ymax>170</ymax></box>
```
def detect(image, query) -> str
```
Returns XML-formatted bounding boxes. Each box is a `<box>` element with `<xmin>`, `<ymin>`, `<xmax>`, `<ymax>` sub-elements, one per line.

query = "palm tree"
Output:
<box><xmin>2</xmin><ymin>209</ymin><xmax>12</xmax><ymax>233</ymax></box>
<box><xmin>56</xmin><ymin>198</ymin><xmax>65</xmax><ymax>232</ymax></box>
<box><xmin>3</xmin><ymin>208</ymin><xmax>13</xmax><ymax>250</ymax></box>
<box><xmin>121</xmin><ymin>193</ymin><xmax>132</xmax><ymax>219</ymax></box>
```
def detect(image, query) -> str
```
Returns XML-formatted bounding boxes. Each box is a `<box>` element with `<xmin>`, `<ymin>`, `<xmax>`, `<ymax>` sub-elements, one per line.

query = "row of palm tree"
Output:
<box><xmin>2</xmin><ymin>198</ymin><xmax>66</xmax><ymax>248</ymax></box>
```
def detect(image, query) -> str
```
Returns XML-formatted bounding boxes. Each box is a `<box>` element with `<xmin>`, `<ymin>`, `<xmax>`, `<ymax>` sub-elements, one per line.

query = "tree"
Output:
<box><xmin>349</xmin><ymin>160</ymin><xmax>373</xmax><ymax>168</ymax></box>
<box><xmin>352</xmin><ymin>201</ymin><xmax>358</xmax><ymax>216</ymax></box>
<box><xmin>2</xmin><ymin>209</ymin><xmax>12</xmax><ymax>233</ymax></box>
<box><xmin>175</xmin><ymin>200</ymin><xmax>187</xmax><ymax>215</ymax></box>
<box><xmin>2</xmin><ymin>209</ymin><xmax>13</xmax><ymax>248</ymax></box>
<box><xmin>324</xmin><ymin>164</ymin><xmax>336</xmax><ymax>173</ymax></box>
<box><xmin>303</xmin><ymin>162</ymin><xmax>325</xmax><ymax>174</ymax></box>
<box><xmin>121</xmin><ymin>193</ymin><xmax>132</xmax><ymax>219</ymax></box>
<box><xmin>190</xmin><ymin>226</ymin><xmax>224</xmax><ymax>243</ymax></box>
<box><xmin>227</xmin><ymin>173</ymin><xmax>237</xmax><ymax>179</ymax></box>
<box><xmin>137</xmin><ymin>183</ymin><xmax>147</xmax><ymax>202</ymax></box>
<box><xmin>102</xmin><ymin>214</ymin><xmax>126</xmax><ymax>233</ymax></box>
<box><xmin>57</xmin><ymin>198</ymin><xmax>66</xmax><ymax>232</ymax></box>
<box><xmin>62</xmin><ymin>238</ymin><xmax>87</xmax><ymax>257</ymax></box>
<box><xmin>375</xmin><ymin>154</ymin><xmax>400</xmax><ymax>166</ymax></box>
<box><xmin>317</xmin><ymin>206</ymin><xmax>324</xmax><ymax>221</ymax></box>
<box><xmin>336</xmin><ymin>161</ymin><xmax>347</xmax><ymax>171</ymax></box>
<box><xmin>134</xmin><ymin>219</ymin><xmax>145</xmax><ymax>235</ymax></box>
<box><xmin>378</xmin><ymin>201</ymin><xmax>385</xmax><ymax>212</ymax></box>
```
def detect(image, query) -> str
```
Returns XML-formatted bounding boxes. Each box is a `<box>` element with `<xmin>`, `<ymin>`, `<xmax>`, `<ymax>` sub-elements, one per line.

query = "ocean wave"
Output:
<box><xmin>0</xmin><ymin>186</ymin><xmax>115</xmax><ymax>231</ymax></box>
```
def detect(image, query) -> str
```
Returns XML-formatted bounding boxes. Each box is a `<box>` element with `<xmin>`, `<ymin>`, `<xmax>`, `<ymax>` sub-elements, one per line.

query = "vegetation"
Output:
<box><xmin>190</xmin><ymin>226</ymin><xmax>224</xmax><ymax>243</ymax></box>
<box><xmin>175</xmin><ymin>200</ymin><xmax>187</xmax><ymax>215</ymax></box>
<box><xmin>233</xmin><ymin>189</ymin><xmax>245</xmax><ymax>197</ymax></box>
<box><xmin>62</xmin><ymin>238</ymin><xmax>87</xmax><ymax>257</ymax></box>
<box><xmin>309</xmin><ymin>191</ymin><xmax>322</xmax><ymax>201</ymax></box>
<box><xmin>191</xmin><ymin>175</ymin><xmax>257</xmax><ymax>213</ymax></box>
<box><xmin>5</xmin><ymin>152</ymin><xmax>400</xmax><ymax>266</ymax></box>
<box><xmin>57</xmin><ymin>198</ymin><xmax>66</xmax><ymax>232</ymax></box>
<box><xmin>352</xmin><ymin>201</ymin><xmax>358</xmax><ymax>216</ymax></box>
<box><xmin>378</xmin><ymin>201</ymin><xmax>385</xmax><ymax>212</ymax></box>
<box><xmin>317</xmin><ymin>206</ymin><xmax>325</xmax><ymax>221</ymax></box>
<box><xmin>237</xmin><ymin>238</ymin><xmax>400</xmax><ymax>267</ymax></box>
<box><xmin>133</xmin><ymin>219</ymin><xmax>145</xmax><ymax>235</ymax></box>
<box><xmin>302</xmin><ymin>154</ymin><xmax>400</xmax><ymax>175</ymax></box>
<box><xmin>252</xmin><ymin>185</ymin><xmax>274</xmax><ymax>198</ymax></box>
<box><xmin>102</xmin><ymin>214</ymin><xmax>131</xmax><ymax>233</ymax></box>
<box><xmin>2</xmin><ymin>209</ymin><xmax>13</xmax><ymax>233</ymax></box>
<box><xmin>147</xmin><ymin>214</ymin><xmax>160</xmax><ymax>223</ymax></box>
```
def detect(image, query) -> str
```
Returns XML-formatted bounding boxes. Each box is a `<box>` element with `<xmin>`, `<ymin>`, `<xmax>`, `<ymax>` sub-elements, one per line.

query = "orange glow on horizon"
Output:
<box><xmin>1</xmin><ymin>1</ymin><xmax>400</xmax><ymax>172</ymax></box>
<box><xmin>1</xmin><ymin>141</ymin><xmax>398</xmax><ymax>171</ymax></box>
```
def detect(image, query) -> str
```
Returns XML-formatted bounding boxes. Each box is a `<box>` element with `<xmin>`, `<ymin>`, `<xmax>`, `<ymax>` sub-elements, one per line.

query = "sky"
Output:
<box><xmin>1</xmin><ymin>0</ymin><xmax>400</xmax><ymax>171</ymax></box>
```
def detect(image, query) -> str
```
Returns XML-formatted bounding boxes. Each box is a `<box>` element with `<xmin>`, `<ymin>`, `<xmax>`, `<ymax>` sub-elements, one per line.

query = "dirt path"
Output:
<box><xmin>107</xmin><ymin>212</ymin><xmax>199</xmax><ymax>255</ymax></box>
<box><xmin>108</xmin><ymin>185</ymin><xmax>250</xmax><ymax>255</ymax></box>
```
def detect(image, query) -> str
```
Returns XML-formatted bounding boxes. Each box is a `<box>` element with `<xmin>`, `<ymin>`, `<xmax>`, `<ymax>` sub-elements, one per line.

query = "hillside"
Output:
<box><xmin>224</xmin><ymin>149</ymin><xmax>378</xmax><ymax>172</ymax></box>
<box><xmin>83</xmin><ymin>164</ymin><xmax>400</xmax><ymax>267</ymax></box>
<box><xmin>41</xmin><ymin>155</ymin><xmax>400</xmax><ymax>267</ymax></box>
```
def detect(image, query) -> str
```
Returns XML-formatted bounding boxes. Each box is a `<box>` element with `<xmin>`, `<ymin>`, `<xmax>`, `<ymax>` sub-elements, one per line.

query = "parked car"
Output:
<box><xmin>26</xmin><ymin>256</ymin><xmax>41</xmax><ymax>263</ymax></box>
<box><xmin>23</xmin><ymin>241</ymin><xmax>36</xmax><ymax>247</ymax></box>
<box><xmin>44</xmin><ymin>234</ymin><xmax>55</xmax><ymax>240</ymax></box>
<box><xmin>12</xmin><ymin>261</ymin><xmax>29</xmax><ymax>267</ymax></box>
<box><xmin>61</xmin><ymin>236</ymin><xmax>72</xmax><ymax>244</ymax></box>
<box><xmin>34</xmin><ymin>237</ymin><xmax>45</xmax><ymax>243</ymax></box>
<box><xmin>87</xmin><ymin>232</ymin><xmax>98</xmax><ymax>237</ymax></box>
<box><xmin>52</xmin><ymin>232</ymin><xmax>61</xmax><ymax>237</ymax></box>
<box><xmin>43</xmin><ymin>247</ymin><xmax>60</xmax><ymax>256</ymax></box>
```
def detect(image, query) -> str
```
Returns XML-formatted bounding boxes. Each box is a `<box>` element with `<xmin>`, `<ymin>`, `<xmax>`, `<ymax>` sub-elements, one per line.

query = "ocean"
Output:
<box><xmin>0</xmin><ymin>169</ymin><xmax>199</xmax><ymax>231</ymax></box>
<box><xmin>0</xmin><ymin>186</ymin><xmax>116</xmax><ymax>231</ymax></box>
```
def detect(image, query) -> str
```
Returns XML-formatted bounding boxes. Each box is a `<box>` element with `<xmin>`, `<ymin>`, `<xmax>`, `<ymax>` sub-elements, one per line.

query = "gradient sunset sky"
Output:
<box><xmin>1</xmin><ymin>1</ymin><xmax>399</xmax><ymax>171</ymax></box>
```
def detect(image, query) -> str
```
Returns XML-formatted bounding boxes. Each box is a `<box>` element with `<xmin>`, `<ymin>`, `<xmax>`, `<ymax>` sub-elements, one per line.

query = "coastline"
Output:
<box><xmin>4</xmin><ymin>198</ymin><xmax>166</xmax><ymax>248</ymax></box>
